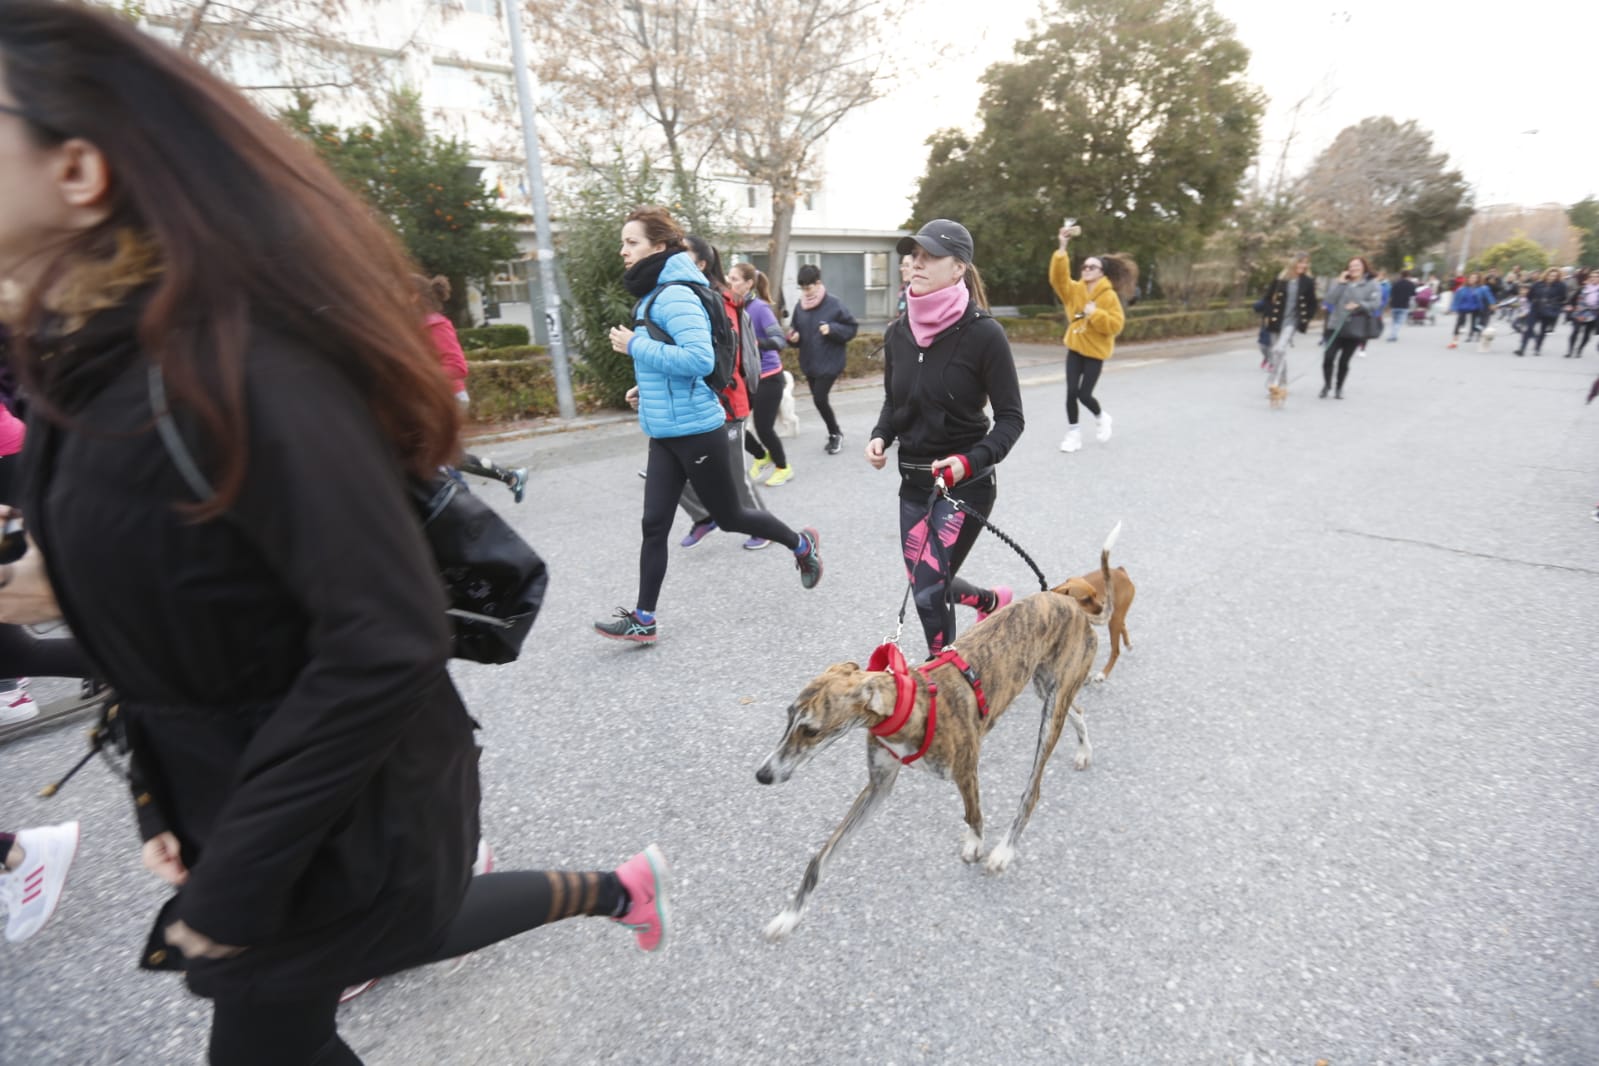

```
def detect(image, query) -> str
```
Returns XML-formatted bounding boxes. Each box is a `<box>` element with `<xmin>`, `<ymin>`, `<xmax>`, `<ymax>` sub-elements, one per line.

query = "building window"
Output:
<box><xmin>747</xmin><ymin>186</ymin><xmax>756</xmax><ymax>209</ymax></box>
<box><xmin>864</xmin><ymin>252</ymin><xmax>890</xmax><ymax>318</ymax></box>
<box><xmin>803</xmin><ymin>193</ymin><xmax>814</xmax><ymax>211</ymax></box>
<box><xmin>461</xmin><ymin>0</ymin><xmax>499</xmax><ymax>15</ymax></box>
<box><xmin>796</xmin><ymin>252</ymin><xmax>821</xmax><ymax>268</ymax></box>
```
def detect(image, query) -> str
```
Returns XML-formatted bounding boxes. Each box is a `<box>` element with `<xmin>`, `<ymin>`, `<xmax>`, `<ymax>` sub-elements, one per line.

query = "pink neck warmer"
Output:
<box><xmin>906</xmin><ymin>282</ymin><xmax>970</xmax><ymax>347</ymax></box>
<box><xmin>800</xmin><ymin>283</ymin><xmax>827</xmax><ymax>311</ymax></box>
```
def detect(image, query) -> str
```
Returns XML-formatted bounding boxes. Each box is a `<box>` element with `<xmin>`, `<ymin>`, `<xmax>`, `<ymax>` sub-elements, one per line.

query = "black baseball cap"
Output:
<box><xmin>897</xmin><ymin>219</ymin><xmax>974</xmax><ymax>263</ymax></box>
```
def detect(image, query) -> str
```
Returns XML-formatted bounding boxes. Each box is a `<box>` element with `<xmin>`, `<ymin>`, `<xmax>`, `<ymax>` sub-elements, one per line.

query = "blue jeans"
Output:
<box><xmin>1387</xmin><ymin>308</ymin><xmax>1406</xmax><ymax>339</ymax></box>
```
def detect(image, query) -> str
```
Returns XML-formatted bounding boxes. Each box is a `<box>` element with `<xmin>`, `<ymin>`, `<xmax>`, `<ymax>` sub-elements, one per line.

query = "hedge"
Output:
<box><xmin>458</xmin><ymin>323</ymin><xmax>530</xmax><ymax>350</ymax></box>
<box><xmin>465</xmin><ymin>343</ymin><xmax>546</xmax><ymax>362</ymax></box>
<box><xmin>464</xmin><ymin>358</ymin><xmax>562</xmax><ymax>422</ymax></box>
<box><xmin>995</xmin><ymin>308</ymin><xmax>1257</xmax><ymax>345</ymax></box>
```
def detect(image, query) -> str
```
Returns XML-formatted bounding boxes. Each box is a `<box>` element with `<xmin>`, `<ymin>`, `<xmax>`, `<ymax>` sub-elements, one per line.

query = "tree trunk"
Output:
<box><xmin>767</xmin><ymin>184</ymin><xmax>798</xmax><ymax>320</ymax></box>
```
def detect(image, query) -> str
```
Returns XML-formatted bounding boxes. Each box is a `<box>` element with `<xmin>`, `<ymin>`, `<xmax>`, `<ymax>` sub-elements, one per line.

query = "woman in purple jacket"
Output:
<box><xmin>732</xmin><ymin>263</ymin><xmax>794</xmax><ymax>485</ymax></box>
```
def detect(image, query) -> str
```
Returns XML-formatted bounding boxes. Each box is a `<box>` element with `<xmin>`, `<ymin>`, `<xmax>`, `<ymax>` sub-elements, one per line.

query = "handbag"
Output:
<box><xmin>150</xmin><ymin>366</ymin><xmax>547</xmax><ymax>665</ymax></box>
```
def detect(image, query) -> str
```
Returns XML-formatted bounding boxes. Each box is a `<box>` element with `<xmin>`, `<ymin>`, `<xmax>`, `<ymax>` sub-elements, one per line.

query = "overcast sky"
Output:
<box><xmin>817</xmin><ymin>0</ymin><xmax>1592</xmax><ymax>233</ymax></box>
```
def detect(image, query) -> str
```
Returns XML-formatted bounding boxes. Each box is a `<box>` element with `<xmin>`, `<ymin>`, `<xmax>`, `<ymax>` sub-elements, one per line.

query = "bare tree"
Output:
<box><xmin>1297</xmin><ymin>116</ymin><xmax>1471</xmax><ymax>266</ymax></box>
<box><xmin>528</xmin><ymin>0</ymin><xmax>900</xmax><ymax>298</ymax></box>
<box><xmin>714</xmin><ymin>0</ymin><xmax>900</xmax><ymax>299</ymax></box>
<box><xmin>524</xmin><ymin>0</ymin><xmax>729</xmax><ymax>226</ymax></box>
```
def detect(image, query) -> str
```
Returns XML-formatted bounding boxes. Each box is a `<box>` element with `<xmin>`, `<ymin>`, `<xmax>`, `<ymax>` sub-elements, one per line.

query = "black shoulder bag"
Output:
<box><xmin>149</xmin><ymin>366</ymin><xmax>547</xmax><ymax>665</ymax></box>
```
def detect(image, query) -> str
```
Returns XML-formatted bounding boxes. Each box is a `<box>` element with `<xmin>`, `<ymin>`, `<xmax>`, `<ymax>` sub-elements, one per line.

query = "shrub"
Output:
<box><xmin>458</xmin><ymin>324</ymin><xmax>530</xmax><ymax>350</ymax></box>
<box><xmin>465</xmin><ymin>343</ymin><xmax>545</xmax><ymax>362</ymax></box>
<box><xmin>1016</xmin><ymin>303</ymin><xmax>1059</xmax><ymax>318</ymax></box>
<box><xmin>464</xmin><ymin>359</ymin><xmax>558</xmax><ymax>422</ymax></box>
<box><xmin>996</xmin><ymin>308</ymin><xmax>1256</xmax><ymax>346</ymax></box>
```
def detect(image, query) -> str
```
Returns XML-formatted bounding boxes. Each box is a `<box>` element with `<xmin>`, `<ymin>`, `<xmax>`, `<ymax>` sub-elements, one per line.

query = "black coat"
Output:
<box><xmin>872</xmin><ymin>301</ymin><xmax>1024</xmax><ymax>471</ymax></box>
<box><xmin>1260</xmin><ymin>274</ymin><xmax>1319</xmax><ymax>333</ymax></box>
<box><xmin>19</xmin><ymin>306</ymin><xmax>479</xmax><ymax>1000</ymax></box>
<box><xmin>1530</xmin><ymin>280</ymin><xmax>1568</xmax><ymax>321</ymax></box>
<box><xmin>789</xmin><ymin>292</ymin><xmax>859</xmax><ymax>378</ymax></box>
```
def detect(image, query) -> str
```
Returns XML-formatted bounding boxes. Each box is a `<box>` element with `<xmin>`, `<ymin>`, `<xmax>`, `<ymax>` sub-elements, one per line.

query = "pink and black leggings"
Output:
<box><xmin>897</xmin><ymin>468</ymin><xmax>998</xmax><ymax>655</ymax></box>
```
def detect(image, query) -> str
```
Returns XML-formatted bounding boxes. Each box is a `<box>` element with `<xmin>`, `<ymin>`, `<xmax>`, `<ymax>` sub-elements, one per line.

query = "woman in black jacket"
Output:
<box><xmin>0</xmin><ymin>6</ymin><xmax>667</xmax><ymax>1062</ymax></box>
<box><xmin>866</xmin><ymin>220</ymin><xmax>1025</xmax><ymax>655</ymax></box>
<box><xmin>1517</xmin><ymin>267</ymin><xmax>1570</xmax><ymax>356</ymax></box>
<box><xmin>787</xmin><ymin>263</ymin><xmax>859</xmax><ymax>455</ymax></box>
<box><xmin>1258</xmin><ymin>253</ymin><xmax>1319</xmax><ymax>405</ymax></box>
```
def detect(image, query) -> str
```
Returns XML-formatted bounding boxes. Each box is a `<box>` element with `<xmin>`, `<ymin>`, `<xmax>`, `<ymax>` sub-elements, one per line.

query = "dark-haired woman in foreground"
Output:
<box><xmin>0</xmin><ymin>5</ymin><xmax>667</xmax><ymax>1062</ymax></box>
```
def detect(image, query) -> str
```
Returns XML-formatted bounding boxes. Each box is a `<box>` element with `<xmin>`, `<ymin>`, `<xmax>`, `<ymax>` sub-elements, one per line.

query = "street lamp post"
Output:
<box><xmin>503</xmin><ymin>0</ymin><xmax>575</xmax><ymax>420</ymax></box>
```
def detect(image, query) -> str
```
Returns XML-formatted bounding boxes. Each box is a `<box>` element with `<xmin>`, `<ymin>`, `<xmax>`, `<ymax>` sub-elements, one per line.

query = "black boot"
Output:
<box><xmin>1335</xmin><ymin>386</ymin><xmax>1344</xmax><ymax>399</ymax></box>
<box><xmin>1319</xmin><ymin>384</ymin><xmax>1330</xmax><ymax>399</ymax></box>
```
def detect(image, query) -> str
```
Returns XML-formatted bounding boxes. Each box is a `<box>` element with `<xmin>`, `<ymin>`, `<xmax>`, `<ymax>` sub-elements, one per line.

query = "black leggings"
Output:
<box><xmin>207</xmin><ymin>870</ymin><xmax>624</xmax><ymax>1065</ymax></box>
<box><xmin>1065</xmin><ymin>350</ymin><xmax>1103</xmax><ymax>425</ymax></box>
<box><xmin>640</xmin><ymin>428</ymin><xmax>799</xmax><ymax>611</ymax></box>
<box><xmin>807</xmin><ymin>373</ymin><xmax>841</xmax><ymax>437</ymax></box>
<box><xmin>1323</xmin><ymin>336</ymin><xmax>1361</xmax><ymax>389</ymax></box>
<box><xmin>1453</xmin><ymin>310</ymin><xmax>1480</xmax><ymax>339</ymax></box>
<box><xmin>1570</xmin><ymin>320</ymin><xmax>1596</xmax><ymax>356</ymax></box>
<box><xmin>0</xmin><ymin>626</ymin><xmax>94</xmax><ymax>679</ymax></box>
<box><xmin>744</xmin><ymin>373</ymin><xmax>789</xmax><ymax>469</ymax></box>
<box><xmin>898</xmin><ymin>471</ymin><xmax>998</xmax><ymax>655</ymax></box>
<box><xmin>1518</xmin><ymin>316</ymin><xmax>1555</xmax><ymax>353</ymax></box>
<box><xmin>681</xmin><ymin>420</ymin><xmax>764</xmax><ymax>525</ymax></box>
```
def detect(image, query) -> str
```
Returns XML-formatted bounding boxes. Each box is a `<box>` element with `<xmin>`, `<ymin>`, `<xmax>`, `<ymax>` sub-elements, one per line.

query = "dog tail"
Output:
<box><xmin>1085</xmin><ymin>521</ymin><xmax>1121</xmax><ymax>627</ymax></box>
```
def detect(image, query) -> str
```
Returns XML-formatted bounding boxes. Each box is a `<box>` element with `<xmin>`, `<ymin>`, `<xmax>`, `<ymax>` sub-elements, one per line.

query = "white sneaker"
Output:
<box><xmin>472</xmin><ymin>838</ymin><xmax>495</xmax><ymax>876</ymax></box>
<box><xmin>0</xmin><ymin>685</ymin><xmax>37</xmax><ymax>725</ymax></box>
<box><xmin>3</xmin><ymin>821</ymin><xmax>79</xmax><ymax>943</ymax></box>
<box><xmin>1059</xmin><ymin>428</ymin><xmax>1082</xmax><ymax>453</ymax></box>
<box><xmin>1095</xmin><ymin>412</ymin><xmax>1113</xmax><ymax>443</ymax></box>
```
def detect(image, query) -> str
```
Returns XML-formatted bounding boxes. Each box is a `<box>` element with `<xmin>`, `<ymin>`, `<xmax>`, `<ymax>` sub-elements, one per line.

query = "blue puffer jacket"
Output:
<box><xmin>629</xmin><ymin>253</ymin><xmax>727</xmax><ymax>439</ymax></box>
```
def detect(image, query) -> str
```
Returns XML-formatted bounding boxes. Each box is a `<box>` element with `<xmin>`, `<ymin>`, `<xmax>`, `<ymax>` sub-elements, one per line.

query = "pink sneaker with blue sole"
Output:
<box><xmin>613</xmin><ymin>844</ymin><xmax>672</xmax><ymax>953</ymax></box>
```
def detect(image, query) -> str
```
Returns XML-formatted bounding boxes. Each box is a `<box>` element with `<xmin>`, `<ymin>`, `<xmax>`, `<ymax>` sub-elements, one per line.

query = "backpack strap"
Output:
<box><xmin>147</xmin><ymin>364</ymin><xmax>216</xmax><ymax>502</ymax></box>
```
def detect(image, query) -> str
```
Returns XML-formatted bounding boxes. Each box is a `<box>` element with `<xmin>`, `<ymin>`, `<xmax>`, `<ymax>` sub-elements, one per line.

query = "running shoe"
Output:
<box><xmin>2</xmin><ymin>821</ymin><xmax>79</xmax><ymax>943</ymax></box>
<box><xmin>765</xmin><ymin>466</ymin><xmax>794</xmax><ymax>487</ymax></box>
<box><xmin>613</xmin><ymin>844</ymin><xmax>672</xmax><ymax>953</ymax></box>
<box><xmin>594</xmin><ymin>608</ymin><xmax>658</xmax><ymax>644</ymax></box>
<box><xmin>794</xmin><ymin>528</ymin><xmax>823</xmax><ymax>589</ymax></box>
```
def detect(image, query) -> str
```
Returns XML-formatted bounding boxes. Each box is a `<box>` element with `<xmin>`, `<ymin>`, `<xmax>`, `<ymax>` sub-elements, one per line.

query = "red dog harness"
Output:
<box><xmin>865</xmin><ymin>642</ymin><xmax>990</xmax><ymax>766</ymax></box>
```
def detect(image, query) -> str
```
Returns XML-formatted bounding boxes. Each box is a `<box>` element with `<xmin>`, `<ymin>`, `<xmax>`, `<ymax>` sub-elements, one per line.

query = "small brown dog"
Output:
<box><xmin>1051</xmin><ymin>565</ymin><xmax>1135</xmax><ymax>682</ymax></box>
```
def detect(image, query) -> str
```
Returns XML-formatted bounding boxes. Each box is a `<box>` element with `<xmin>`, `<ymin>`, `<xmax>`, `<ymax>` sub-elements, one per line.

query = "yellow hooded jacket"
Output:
<box><xmin>1049</xmin><ymin>251</ymin><xmax>1125</xmax><ymax>361</ymax></box>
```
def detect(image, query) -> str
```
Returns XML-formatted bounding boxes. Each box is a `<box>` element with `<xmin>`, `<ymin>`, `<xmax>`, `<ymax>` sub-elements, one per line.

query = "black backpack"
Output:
<box><xmin>638</xmin><ymin>281</ymin><xmax>740</xmax><ymax>401</ymax></box>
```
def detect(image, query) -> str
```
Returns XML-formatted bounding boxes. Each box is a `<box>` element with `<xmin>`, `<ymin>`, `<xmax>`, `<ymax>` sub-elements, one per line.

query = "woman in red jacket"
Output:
<box><xmin>412</xmin><ymin>274</ymin><xmax>528</xmax><ymax>502</ymax></box>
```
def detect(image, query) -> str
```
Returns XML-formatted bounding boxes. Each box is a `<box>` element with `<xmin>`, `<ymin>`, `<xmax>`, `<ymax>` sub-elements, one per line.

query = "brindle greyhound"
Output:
<box><xmin>756</xmin><ymin>523</ymin><xmax>1120</xmax><ymax>940</ymax></box>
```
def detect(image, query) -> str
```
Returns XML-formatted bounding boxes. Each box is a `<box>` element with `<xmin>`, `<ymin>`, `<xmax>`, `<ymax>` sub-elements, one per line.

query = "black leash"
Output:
<box><xmin>891</xmin><ymin>478</ymin><xmax>1050</xmax><ymax>643</ymax></box>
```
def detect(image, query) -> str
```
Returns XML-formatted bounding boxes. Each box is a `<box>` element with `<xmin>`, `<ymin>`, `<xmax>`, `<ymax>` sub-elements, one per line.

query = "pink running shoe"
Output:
<box><xmin>976</xmin><ymin>585</ymin><xmax>1013</xmax><ymax>623</ymax></box>
<box><xmin>613</xmin><ymin>844</ymin><xmax>672</xmax><ymax>953</ymax></box>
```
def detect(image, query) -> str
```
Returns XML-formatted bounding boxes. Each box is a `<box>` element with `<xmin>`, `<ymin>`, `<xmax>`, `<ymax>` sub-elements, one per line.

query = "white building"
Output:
<box><xmin>144</xmin><ymin>0</ymin><xmax>906</xmax><ymax>332</ymax></box>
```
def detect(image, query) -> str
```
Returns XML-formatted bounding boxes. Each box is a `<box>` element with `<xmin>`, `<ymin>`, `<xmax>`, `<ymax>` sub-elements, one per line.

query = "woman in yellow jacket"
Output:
<box><xmin>1048</xmin><ymin>226</ymin><xmax>1136</xmax><ymax>452</ymax></box>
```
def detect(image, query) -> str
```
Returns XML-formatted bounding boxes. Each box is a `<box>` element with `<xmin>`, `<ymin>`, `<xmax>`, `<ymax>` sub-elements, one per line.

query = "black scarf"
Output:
<box><xmin>623</xmin><ymin>248</ymin><xmax>676</xmax><ymax>297</ymax></box>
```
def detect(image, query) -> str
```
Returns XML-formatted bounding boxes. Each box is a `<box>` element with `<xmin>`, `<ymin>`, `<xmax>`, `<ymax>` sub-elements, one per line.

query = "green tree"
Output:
<box><xmin>1569</xmin><ymin>196</ymin><xmax>1599</xmax><ymax>265</ymax></box>
<box><xmin>1470</xmin><ymin>236</ymin><xmax>1550</xmax><ymax>275</ymax></box>
<box><xmin>1298</xmin><ymin>117</ymin><xmax>1471</xmax><ymax>270</ymax></box>
<box><xmin>283</xmin><ymin>92</ymin><xmax>520</xmax><ymax>323</ymax></box>
<box><xmin>910</xmin><ymin>0</ymin><xmax>1264</xmax><ymax>304</ymax></box>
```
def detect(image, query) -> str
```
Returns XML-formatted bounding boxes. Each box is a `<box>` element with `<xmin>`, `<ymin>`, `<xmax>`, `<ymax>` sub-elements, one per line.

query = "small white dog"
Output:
<box><xmin>776</xmin><ymin>370</ymin><xmax>800</xmax><ymax>438</ymax></box>
<box><xmin>1478</xmin><ymin>325</ymin><xmax>1496</xmax><ymax>352</ymax></box>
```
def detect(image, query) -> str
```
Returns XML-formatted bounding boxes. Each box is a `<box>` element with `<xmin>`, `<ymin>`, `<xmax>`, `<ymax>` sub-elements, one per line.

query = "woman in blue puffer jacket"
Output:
<box><xmin>595</xmin><ymin>206</ymin><xmax>824</xmax><ymax>644</ymax></box>
<box><xmin>1448</xmin><ymin>272</ymin><xmax>1492</xmax><ymax>346</ymax></box>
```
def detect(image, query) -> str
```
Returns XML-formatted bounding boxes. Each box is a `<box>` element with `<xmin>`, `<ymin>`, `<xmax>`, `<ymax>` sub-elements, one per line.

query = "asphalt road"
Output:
<box><xmin>4</xmin><ymin>319</ymin><xmax>1597</xmax><ymax>1065</ymax></box>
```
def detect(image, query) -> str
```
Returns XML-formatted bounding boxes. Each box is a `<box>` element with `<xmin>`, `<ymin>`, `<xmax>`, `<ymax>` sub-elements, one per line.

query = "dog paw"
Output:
<box><xmin>960</xmin><ymin>829</ymin><xmax>984</xmax><ymax>863</ymax></box>
<box><xmin>1074</xmin><ymin>750</ymin><xmax>1092</xmax><ymax>771</ymax></box>
<box><xmin>1091</xmin><ymin>671</ymin><xmax>1106</xmax><ymax>684</ymax></box>
<box><xmin>984</xmin><ymin>843</ymin><xmax>1015</xmax><ymax>874</ymax></box>
<box><xmin>764</xmin><ymin>909</ymin><xmax>802</xmax><ymax>942</ymax></box>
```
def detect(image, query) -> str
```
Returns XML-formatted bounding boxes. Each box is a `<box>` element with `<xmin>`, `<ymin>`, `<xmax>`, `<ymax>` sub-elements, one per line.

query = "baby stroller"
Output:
<box><xmin>1409</xmin><ymin>286</ymin><xmax>1437</xmax><ymax>325</ymax></box>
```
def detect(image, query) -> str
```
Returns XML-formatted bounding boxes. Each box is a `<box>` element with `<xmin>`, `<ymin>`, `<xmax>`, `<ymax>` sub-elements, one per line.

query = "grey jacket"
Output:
<box><xmin>1324</xmin><ymin>277</ymin><xmax>1383</xmax><ymax>338</ymax></box>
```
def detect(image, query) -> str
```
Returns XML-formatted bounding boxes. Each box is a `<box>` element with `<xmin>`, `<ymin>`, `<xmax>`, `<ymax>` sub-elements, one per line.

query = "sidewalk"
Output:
<box><xmin>464</xmin><ymin>328</ymin><xmax>1257</xmax><ymax>446</ymax></box>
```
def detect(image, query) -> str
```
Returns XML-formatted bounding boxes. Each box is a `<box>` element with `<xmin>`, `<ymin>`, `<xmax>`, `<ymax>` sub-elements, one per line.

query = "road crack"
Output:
<box><xmin>1331</xmin><ymin>528</ymin><xmax>1599</xmax><ymax>576</ymax></box>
